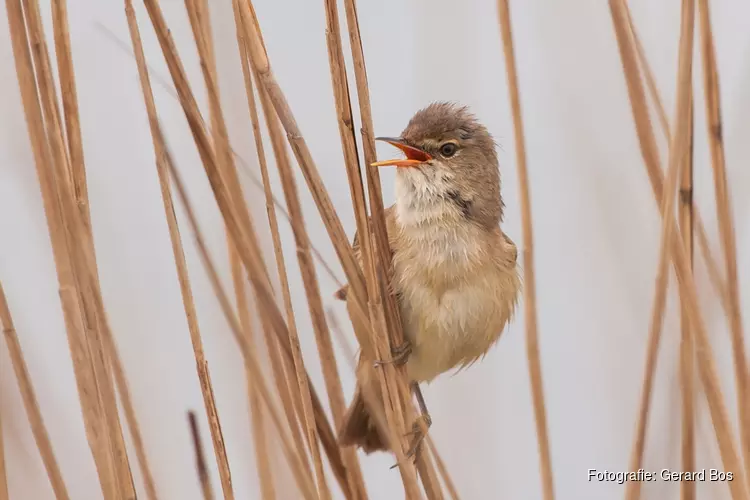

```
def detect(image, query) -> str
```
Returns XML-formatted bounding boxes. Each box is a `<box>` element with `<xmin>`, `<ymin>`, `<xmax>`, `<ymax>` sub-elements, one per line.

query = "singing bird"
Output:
<box><xmin>337</xmin><ymin>102</ymin><xmax>521</xmax><ymax>454</ymax></box>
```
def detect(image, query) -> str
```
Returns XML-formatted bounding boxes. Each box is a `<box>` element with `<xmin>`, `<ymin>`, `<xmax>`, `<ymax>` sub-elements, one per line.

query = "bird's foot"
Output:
<box><xmin>374</xmin><ymin>340</ymin><xmax>412</xmax><ymax>368</ymax></box>
<box><xmin>389</xmin><ymin>414</ymin><xmax>432</xmax><ymax>469</ymax></box>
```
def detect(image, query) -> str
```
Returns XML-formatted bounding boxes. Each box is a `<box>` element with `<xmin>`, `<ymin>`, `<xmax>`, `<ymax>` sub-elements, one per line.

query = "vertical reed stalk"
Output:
<box><xmin>623</xmin><ymin>3</ymin><xmax>729</xmax><ymax>312</ymax></box>
<box><xmin>23</xmin><ymin>1</ymin><xmax>137</xmax><ymax>495</ymax></box>
<box><xmin>678</xmin><ymin>97</ymin><xmax>696</xmax><ymax>500</ymax></box>
<box><xmin>496</xmin><ymin>2</ymin><xmax>555</xmax><ymax>500</ymax></box>
<box><xmin>230</xmin><ymin>0</ymin><xmax>310</xmax><ymax>475</ymax></box>
<box><xmin>234</xmin><ymin>2</ymin><xmax>422</xmax><ymax>495</ymax></box>
<box><xmin>8</xmin><ymin>0</ymin><xmax>122</xmax><ymax>496</ymax></box>
<box><xmin>338</xmin><ymin>0</ymin><xmax>454</xmax><ymax>493</ymax></box>
<box><xmin>189</xmin><ymin>412</ymin><xmax>216</xmax><ymax>500</ymax></box>
<box><xmin>125</xmin><ymin>2</ymin><xmax>232</xmax><ymax>498</ymax></box>
<box><xmin>620</xmin><ymin>2</ymin><xmax>694</xmax><ymax>498</ymax></box>
<box><xmin>696</xmin><ymin>0</ymin><xmax>750</xmax><ymax>482</ymax></box>
<box><xmin>162</xmin><ymin>140</ymin><xmax>318</xmax><ymax>500</ymax></box>
<box><xmin>184</xmin><ymin>1</ymin><xmax>240</xmax><ymax>497</ymax></box>
<box><xmin>0</xmin><ymin>282</ymin><xmax>69</xmax><ymax>499</ymax></box>
<box><xmin>610</xmin><ymin>2</ymin><xmax>748</xmax><ymax>498</ymax></box>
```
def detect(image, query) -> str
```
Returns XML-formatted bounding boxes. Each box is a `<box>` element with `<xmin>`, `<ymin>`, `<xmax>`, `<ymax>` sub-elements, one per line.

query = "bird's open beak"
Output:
<box><xmin>371</xmin><ymin>137</ymin><xmax>432</xmax><ymax>168</ymax></box>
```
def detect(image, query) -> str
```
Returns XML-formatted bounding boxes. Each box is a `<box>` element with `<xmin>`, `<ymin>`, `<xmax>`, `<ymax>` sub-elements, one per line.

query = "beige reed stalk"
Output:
<box><xmin>0</xmin><ymin>282</ymin><xmax>69</xmax><ymax>499</ymax></box>
<box><xmin>230</xmin><ymin>0</ymin><xmax>312</xmax><ymax>483</ymax></box>
<box><xmin>337</xmin><ymin>0</ymin><xmax>456</xmax><ymax>493</ymax></box>
<box><xmin>678</xmin><ymin>99</ymin><xmax>696</xmax><ymax>500</ymax></box>
<box><xmin>619</xmin><ymin>1</ymin><xmax>694</xmax><ymax>498</ymax></box>
<box><xmin>124</xmin><ymin>2</ymin><xmax>232</xmax><ymax>498</ymax></box>
<box><xmin>623</xmin><ymin>4</ymin><xmax>729</xmax><ymax>312</ymax></box>
<box><xmin>321</xmin><ymin>0</ymin><xmax>438</xmax><ymax>495</ymax></box>
<box><xmin>6</xmin><ymin>1</ymin><xmax>162</xmax><ymax>497</ymax></box>
<box><xmin>136</xmin><ymin>6</ymin><xmax>350</xmax><ymax>495</ymax></box>
<box><xmin>161</xmin><ymin>140</ymin><xmax>318</xmax><ymax>500</ymax></box>
<box><xmin>137</xmin><ymin>2</ymin><xmax>325</xmax><ymax>496</ymax></box>
<box><xmin>6</xmin><ymin>0</ymin><xmax>119</xmax><ymax>493</ymax></box>
<box><xmin>496</xmin><ymin>2</ymin><xmax>555</xmax><ymax>500</ymax></box>
<box><xmin>234</xmin><ymin>1</ymin><xmax>422</xmax><ymax>496</ymax></box>
<box><xmin>184</xmin><ymin>1</ymin><xmax>244</xmax><ymax>498</ymax></box>
<box><xmin>23</xmin><ymin>1</ymin><xmax>137</xmax><ymax>495</ymax></box>
<box><xmin>610</xmin><ymin>2</ymin><xmax>749</xmax><ymax>499</ymax></box>
<box><xmin>696</xmin><ymin>0</ymin><xmax>750</xmax><ymax>481</ymax></box>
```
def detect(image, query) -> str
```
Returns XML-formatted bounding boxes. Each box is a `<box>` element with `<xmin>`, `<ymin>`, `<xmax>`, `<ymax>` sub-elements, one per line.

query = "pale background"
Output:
<box><xmin>1</xmin><ymin>0</ymin><xmax>750</xmax><ymax>499</ymax></box>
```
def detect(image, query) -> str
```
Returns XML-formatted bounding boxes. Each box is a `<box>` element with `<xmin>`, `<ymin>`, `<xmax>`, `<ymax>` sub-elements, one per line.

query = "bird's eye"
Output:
<box><xmin>439</xmin><ymin>143</ymin><xmax>457</xmax><ymax>157</ymax></box>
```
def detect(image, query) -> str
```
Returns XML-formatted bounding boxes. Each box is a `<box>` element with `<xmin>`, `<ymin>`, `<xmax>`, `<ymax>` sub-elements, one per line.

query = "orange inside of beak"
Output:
<box><xmin>371</xmin><ymin>139</ymin><xmax>432</xmax><ymax>168</ymax></box>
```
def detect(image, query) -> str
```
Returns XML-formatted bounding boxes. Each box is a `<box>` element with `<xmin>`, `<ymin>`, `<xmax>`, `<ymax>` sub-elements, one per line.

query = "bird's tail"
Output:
<box><xmin>338</xmin><ymin>384</ymin><xmax>389</xmax><ymax>454</ymax></box>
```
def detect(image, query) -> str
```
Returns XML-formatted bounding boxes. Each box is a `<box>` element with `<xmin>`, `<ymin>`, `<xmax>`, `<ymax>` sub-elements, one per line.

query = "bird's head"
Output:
<box><xmin>373</xmin><ymin>102</ymin><xmax>503</xmax><ymax>229</ymax></box>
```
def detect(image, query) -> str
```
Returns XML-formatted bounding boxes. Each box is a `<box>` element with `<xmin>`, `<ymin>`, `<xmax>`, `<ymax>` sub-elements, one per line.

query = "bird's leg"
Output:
<box><xmin>390</xmin><ymin>382</ymin><xmax>432</xmax><ymax>469</ymax></box>
<box><xmin>405</xmin><ymin>382</ymin><xmax>432</xmax><ymax>460</ymax></box>
<box><xmin>373</xmin><ymin>339</ymin><xmax>412</xmax><ymax>368</ymax></box>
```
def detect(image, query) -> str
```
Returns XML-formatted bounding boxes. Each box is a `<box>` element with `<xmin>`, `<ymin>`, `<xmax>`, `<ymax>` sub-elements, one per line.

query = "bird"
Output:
<box><xmin>336</xmin><ymin>101</ymin><xmax>521</xmax><ymax>456</ymax></box>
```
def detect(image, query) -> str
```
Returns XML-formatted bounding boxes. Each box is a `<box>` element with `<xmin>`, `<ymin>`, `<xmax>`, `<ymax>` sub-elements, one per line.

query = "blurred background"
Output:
<box><xmin>1</xmin><ymin>0</ymin><xmax>750</xmax><ymax>498</ymax></box>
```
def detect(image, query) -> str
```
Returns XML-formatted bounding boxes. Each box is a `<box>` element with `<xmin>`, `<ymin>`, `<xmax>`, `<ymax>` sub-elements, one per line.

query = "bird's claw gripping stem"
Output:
<box><xmin>374</xmin><ymin>340</ymin><xmax>412</xmax><ymax>368</ymax></box>
<box><xmin>389</xmin><ymin>414</ymin><xmax>432</xmax><ymax>469</ymax></box>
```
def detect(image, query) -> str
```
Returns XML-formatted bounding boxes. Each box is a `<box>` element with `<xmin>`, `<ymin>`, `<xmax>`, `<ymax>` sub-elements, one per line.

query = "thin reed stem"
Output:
<box><xmin>124</xmin><ymin>2</ymin><xmax>232</xmax><ymax>498</ymax></box>
<box><xmin>620</xmin><ymin>1</ymin><xmax>694</xmax><ymax>498</ymax></box>
<box><xmin>678</xmin><ymin>95</ymin><xmax>696</xmax><ymax>500</ymax></box>
<box><xmin>696</xmin><ymin>0</ymin><xmax>750</xmax><ymax>481</ymax></box>
<box><xmin>184</xmin><ymin>1</ymin><xmax>243</xmax><ymax>498</ymax></box>
<box><xmin>624</xmin><ymin>4</ymin><xmax>729</xmax><ymax>312</ymax></box>
<box><xmin>162</xmin><ymin>139</ymin><xmax>318</xmax><ymax>500</ymax></box>
<box><xmin>230</xmin><ymin>0</ymin><xmax>310</xmax><ymax>478</ymax></box>
<box><xmin>496</xmin><ymin>3</ymin><xmax>555</xmax><ymax>500</ymax></box>
<box><xmin>235</xmin><ymin>2</ymin><xmax>421</xmax><ymax>495</ymax></box>
<box><xmin>610</xmin><ymin>2</ymin><xmax>749</xmax><ymax>498</ymax></box>
<box><xmin>189</xmin><ymin>412</ymin><xmax>215</xmax><ymax>500</ymax></box>
<box><xmin>0</xmin><ymin>282</ymin><xmax>70</xmax><ymax>499</ymax></box>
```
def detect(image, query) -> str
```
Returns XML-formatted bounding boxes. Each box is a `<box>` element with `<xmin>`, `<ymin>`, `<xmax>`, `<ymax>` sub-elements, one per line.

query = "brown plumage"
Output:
<box><xmin>338</xmin><ymin>102</ymin><xmax>521</xmax><ymax>453</ymax></box>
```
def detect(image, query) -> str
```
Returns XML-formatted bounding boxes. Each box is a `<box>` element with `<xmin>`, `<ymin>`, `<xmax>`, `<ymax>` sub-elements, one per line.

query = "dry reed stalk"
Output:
<box><xmin>23</xmin><ymin>2</ymin><xmax>138</xmax><ymax>495</ymax></box>
<box><xmin>425</xmin><ymin>437</ymin><xmax>460</xmax><ymax>500</ymax></box>
<box><xmin>254</xmin><ymin>88</ymin><xmax>335</xmax><ymax>500</ymax></box>
<box><xmin>235</xmin><ymin>2</ymin><xmax>422</xmax><ymax>495</ymax></box>
<box><xmin>183</xmin><ymin>1</ymin><xmax>243</xmax><ymax>498</ymax></box>
<box><xmin>232</xmin><ymin>268</ymin><xmax>277</xmax><ymax>500</ymax></box>
<box><xmin>6</xmin><ymin>1</ymin><xmax>130</xmax><ymax>497</ymax></box>
<box><xmin>95</xmin><ymin>22</ymin><xmax>341</xmax><ymax>294</ymax></box>
<box><xmin>623</xmin><ymin>10</ymin><xmax>700</xmax><ymax>494</ymax></box>
<box><xmin>247</xmin><ymin>55</ymin><xmax>346</xmax><ymax>500</ymax></box>
<box><xmin>192</xmin><ymin>0</ymin><xmax>342</xmax><ymax>496</ymax></box>
<box><xmin>129</xmin><ymin>8</ymin><xmax>322</xmax><ymax>495</ymax></box>
<box><xmin>337</xmin><ymin>1</ymin><xmax>455</xmax><ymax>493</ymax></box>
<box><xmin>36</xmin><ymin>1</ymin><xmax>165</xmax><ymax>496</ymax></box>
<box><xmin>50</xmin><ymin>0</ymin><xmax>88</xmax><ymax>222</ymax></box>
<box><xmin>325</xmin><ymin>0</ymin><xmax>444</xmax><ymax>493</ymax></box>
<box><xmin>623</xmin><ymin>4</ymin><xmax>730</xmax><ymax>312</ymax></box>
<box><xmin>137</xmin><ymin>5</ymin><xmax>350</xmax><ymax>496</ymax></box>
<box><xmin>230</xmin><ymin>0</ymin><xmax>310</xmax><ymax>472</ymax></box>
<box><xmin>610</xmin><ymin>2</ymin><xmax>749</xmax><ymax>499</ymax></box>
<box><xmin>189</xmin><ymin>412</ymin><xmax>216</xmax><ymax>500</ymax></box>
<box><xmin>234</xmin><ymin>2</ymin><xmax>422</xmax><ymax>495</ymax></box>
<box><xmin>324</xmin><ymin>309</ymin><xmax>417</xmax><ymax>495</ymax></box>
<box><xmin>620</xmin><ymin>1</ymin><xmax>694</xmax><ymax>497</ymax></box>
<box><xmin>0</xmin><ymin>282</ymin><xmax>69</xmax><ymax>499</ymax></box>
<box><xmin>125</xmin><ymin>2</ymin><xmax>233</xmax><ymax>498</ymax></box>
<box><xmin>496</xmin><ymin>3</ymin><xmax>555</xmax><ymax>500</ymax></box>
<box><xmin>161</xmin><ymin>139</ymin><xmax>318</xmax><ymax>500</ymax></box>
<box><xmin>696</xmin><ymin>0</ymin><xmax>750</xmax><ymax>480</ymax></box>
<box><xmin>679</xmin><ymin>98</ymin><xmax>696</xmax><ymax>500</ymax></box>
